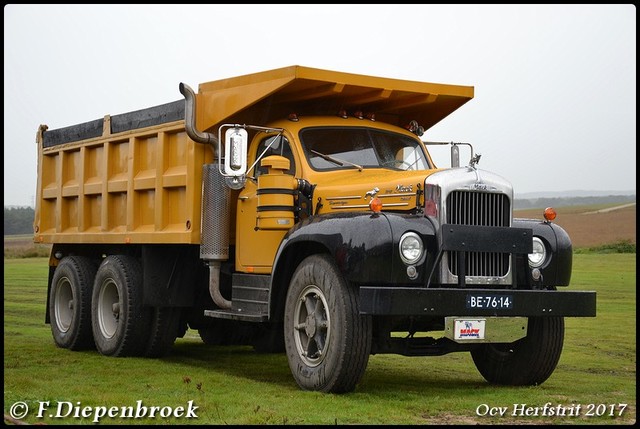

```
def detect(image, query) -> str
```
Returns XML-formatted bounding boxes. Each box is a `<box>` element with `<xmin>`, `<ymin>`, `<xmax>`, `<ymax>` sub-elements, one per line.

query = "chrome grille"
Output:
<box><xmin>446</xmin><ymin>191</ymin><xmax>510</xmax><ymax>277</ymax></box>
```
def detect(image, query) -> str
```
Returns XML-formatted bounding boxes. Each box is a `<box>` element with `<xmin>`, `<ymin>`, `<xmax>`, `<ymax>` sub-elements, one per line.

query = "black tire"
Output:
<box><xmin>91</xmin><ymin>255</ymin><xmax>151</xmax><ymax>357</ymax></box>
<box><xmin>471</xmin><ymin>316</ymin><xmax>565</xmax><ymax>386</ymax></box>
<box><xmin>145</xmin><ymin>307</ymin><xmax>184</xmax><ymax>358</ymax></box>
<box><xmin>49</xmin><ymin>256</ymin><xmax>98</xmax><ymax>350</ymax></box>
<box><xmin>284</xmin><ymin>254</ymin><xmax>372</xmax><ymax>393</ymax></box>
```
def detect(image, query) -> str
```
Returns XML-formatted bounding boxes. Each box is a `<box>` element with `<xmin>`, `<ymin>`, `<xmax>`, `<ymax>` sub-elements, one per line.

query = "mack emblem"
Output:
<box><xmin>396</xmin><ymin>184</ymin><xmax>413</xmax><ymax>193</ymax></box>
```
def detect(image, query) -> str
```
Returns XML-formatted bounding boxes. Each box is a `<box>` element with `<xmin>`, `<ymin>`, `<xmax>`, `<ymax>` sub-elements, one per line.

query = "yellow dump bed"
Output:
<box><xmin>34</xmin><ymin>65</ymin><xmax>473</xmax><ymax>245</ymax></box>
<box><xmin>34</xmin><ymin>116</ymin><xmax>211</xmax><ymax>245</ymax></box>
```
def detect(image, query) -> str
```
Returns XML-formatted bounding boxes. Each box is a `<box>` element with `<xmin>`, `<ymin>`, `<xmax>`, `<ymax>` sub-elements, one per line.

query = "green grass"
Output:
<box><xmin>574</xmin><ymin>240</ymin><xmax>636</xmax><ymax>254</ymax></box>
<box><xmin>3</xmin><ymin>255</ymin><xmax>636</xmax><ymax>425</ymax></box>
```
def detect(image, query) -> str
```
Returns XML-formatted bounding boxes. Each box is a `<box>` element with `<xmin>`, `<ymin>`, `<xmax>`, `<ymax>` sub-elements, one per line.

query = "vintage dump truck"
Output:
<box><xmin>34</xmin><ymin>65</ymin><xmax>596</xmax><ymax>393</ymax></box>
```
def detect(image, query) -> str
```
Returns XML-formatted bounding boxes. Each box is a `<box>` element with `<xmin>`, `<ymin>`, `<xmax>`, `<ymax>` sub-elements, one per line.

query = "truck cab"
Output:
<box><xmin>235</xmin><ymin>115</ymin><xmax>434</xmax><ymax>272</ymax></box>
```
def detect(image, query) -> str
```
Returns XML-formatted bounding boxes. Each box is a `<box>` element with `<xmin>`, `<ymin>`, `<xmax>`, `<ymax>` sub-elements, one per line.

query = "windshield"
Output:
<box><xmin>300</xmin><ymin>127</ymin><xmax>431</xmax><ymax>171</ymax></box>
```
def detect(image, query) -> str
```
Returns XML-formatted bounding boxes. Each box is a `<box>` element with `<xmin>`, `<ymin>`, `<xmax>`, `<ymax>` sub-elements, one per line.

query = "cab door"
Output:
<box><xmin>235</xmin><ymin>134</ymin><xmax>297</xmax><ymax>274</ymax></box>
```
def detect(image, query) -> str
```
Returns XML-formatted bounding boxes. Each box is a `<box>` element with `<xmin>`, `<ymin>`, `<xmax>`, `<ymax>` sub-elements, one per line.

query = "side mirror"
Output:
<box><xmin>423</xmin><ymin>141</ymin><xmax>475</xmax><ymax>169</ymax></box>
<box><xmin>451</xmin><ymin>144</ymin><xmax>460</xmax><ymax>168</ymax></box>
<box><xmin>451</xmin><ymin>143</ymin><xmax>476</xmax><ymax>168</ymax></box>
<box><xmin>223</xmin><ymin>127</ymin><xmax>248</xmax><ymax>176</ymax></box>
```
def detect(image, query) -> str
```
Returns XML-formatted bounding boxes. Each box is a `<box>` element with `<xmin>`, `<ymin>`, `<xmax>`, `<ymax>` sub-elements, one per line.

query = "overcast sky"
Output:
<box><xmin>4</xmin><ymin>4</ymin><xmax>636</xmax><ymax>207</ymax></box>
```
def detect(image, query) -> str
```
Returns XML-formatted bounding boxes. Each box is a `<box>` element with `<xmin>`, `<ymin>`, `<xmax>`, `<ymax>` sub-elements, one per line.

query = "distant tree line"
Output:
<box><xmin>514</xmin><ymin>195</ymin><xmax>636</xmax><ymax>210</ymax></box>
<box><xmin>4</xmin><ymin>206</ymin><xmax>35</xmax><ymax>235</ymax></box>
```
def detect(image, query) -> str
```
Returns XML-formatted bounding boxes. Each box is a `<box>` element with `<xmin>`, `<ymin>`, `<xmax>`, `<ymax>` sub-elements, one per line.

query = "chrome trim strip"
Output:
<box><xmin>379</xmin><ymin>193</ymin><xmax>416</xmax><ymax>198</ymax></box>
<box><xmin>330</xmin><ymin>202</ymin><xmax>409</xmax><ymax>210</ymax></box>
<box><xmin>325</xmin><ymin>195</ymin><xmax>361</xmax><ymax>200</ymax></box>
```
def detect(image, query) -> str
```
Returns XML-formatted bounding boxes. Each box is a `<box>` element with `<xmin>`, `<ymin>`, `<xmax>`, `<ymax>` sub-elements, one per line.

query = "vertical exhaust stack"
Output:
<box><xmin>200</xmin><ymin>165</ymin><xmax>232</xmax><ymax>309</ymax></box>
<box><xmin>179</xmin><ymin>82</ymin><xmax>218</xmax><ymax>148</ymax></box>
<box><xmin>181</xmin><ymin>82</ymin><xmax>231</xmax><ymax>309</ymax></box>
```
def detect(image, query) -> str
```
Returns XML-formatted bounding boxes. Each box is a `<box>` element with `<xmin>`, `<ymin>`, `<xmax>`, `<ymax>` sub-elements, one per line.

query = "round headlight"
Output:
<box><xmin>399</xmin><ymin>232</ymin><xmax>423</xmax><ymax>265</ymax></box>
<box><xmin>528</xmin><ymin>237</ymin><xmax>546</xmax><ymax>268</ymax></box>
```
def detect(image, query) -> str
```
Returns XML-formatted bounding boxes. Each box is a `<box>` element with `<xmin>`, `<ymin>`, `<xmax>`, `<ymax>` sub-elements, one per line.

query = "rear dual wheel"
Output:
<box><xmin>91</xmin><ymin>255</ymin><xmax>150</xmax><ymax>357</ymax></box>
<box><xmin>91</xmin><ymin>255</ymin><xmax>181</xmax><ymax>357</ymax></box>
<box><xmin>50</xmin><ymin>254</ymin><xmax>181</xmax><ymax>358</ymax></box>
<box><xmin>146</xmin><ymin>306</ymin><xmax>185</xmax><ymax>358</ymax></box>
<box><xmin>49</xmin><ymin>256</ymin><xmax>98</xmax><ymax>350</ymax></box>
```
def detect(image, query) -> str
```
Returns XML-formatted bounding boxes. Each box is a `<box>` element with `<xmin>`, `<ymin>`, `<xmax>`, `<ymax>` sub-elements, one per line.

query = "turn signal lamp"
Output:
<box><xmin>369</xmin><ymin>197</ymin><xmax>383</xmax><ymax>213</ymax></box>
<box><xmin>543</xmin><ymin>207</ymin><xmax>557</xmax><ymax>222</ymax></box>
<box><xmin>425</xmin><ymin>200</ymin><xmax>437</xmax><ymax>217</ymax></box>
<box><xmin>288</xmin><ymin>113</ymin><xmax>299</xmax><ymax>122</ymax></box>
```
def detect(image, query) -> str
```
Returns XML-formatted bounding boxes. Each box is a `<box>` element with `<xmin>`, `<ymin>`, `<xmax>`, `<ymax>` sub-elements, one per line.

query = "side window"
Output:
<box><xmin>254</xmin><ymin>135</ymin><xmax>295</xmax><ymax>176</ymax></box>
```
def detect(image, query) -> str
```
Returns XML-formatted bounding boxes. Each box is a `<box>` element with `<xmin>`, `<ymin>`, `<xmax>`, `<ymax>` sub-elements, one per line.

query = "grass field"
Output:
<box><xmin>4</xmin><ymin>202</ymin><xmax>636</xmax><ymax>424</ymax></box>
<box><xmin>4</xmin><ymin>254</ymin><xmax>636</xmax><ymax>425</ymax></box>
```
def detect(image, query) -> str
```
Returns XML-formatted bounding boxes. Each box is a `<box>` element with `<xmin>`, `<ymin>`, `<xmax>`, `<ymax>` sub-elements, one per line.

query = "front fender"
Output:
<box><xmin>268</xmin><ymin>212</ymin><xmax>395</xmax><ymax>322</ymax></box>
<box><xmin>273</xmin><ymin>212</ymin><xmax>393</xmax><ymax>284</ymax></box>
<box><xmin>513</xmin><ymin>218</ymin><xmax>572</xmax><ymax>286</ymax></box>
<box><xmin>273</xmin><ymin>212</ymin><xmax>437</xmax><ymax>286</ymax></box>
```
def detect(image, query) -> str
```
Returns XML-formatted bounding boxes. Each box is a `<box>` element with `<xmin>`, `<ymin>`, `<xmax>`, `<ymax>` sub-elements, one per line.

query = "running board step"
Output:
<box><xmin>204</xmin><ymin>273</ymin><xmax>270</xmax><ymax>322</ymax></box>
<box><xmin>204</xmin><ymin>309</ymin><xmax>268</xmax><ymax>322</ymax></box>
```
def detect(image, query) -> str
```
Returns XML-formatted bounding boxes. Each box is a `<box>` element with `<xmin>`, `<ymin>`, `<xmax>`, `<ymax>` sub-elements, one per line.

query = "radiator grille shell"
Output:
<box><xmin>445</xmin><ymin>190</ymin><xmax>511</xmax><ymax>278</ymax></box>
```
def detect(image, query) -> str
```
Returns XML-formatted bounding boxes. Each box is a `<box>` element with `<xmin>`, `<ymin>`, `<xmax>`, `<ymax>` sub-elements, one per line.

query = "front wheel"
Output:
<box><xmin>284</xmin><ymin>254</ymin><xmax>372</xmax><ymax>393</ymax></box>
<box><xmin>471</xmin><ymin>316</ymin><xmax>565</xmax><ymax>385</ymax></box>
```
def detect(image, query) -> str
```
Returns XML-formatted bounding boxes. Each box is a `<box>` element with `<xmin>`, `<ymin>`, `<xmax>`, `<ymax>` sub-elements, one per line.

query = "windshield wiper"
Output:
<box><xmin>310</xmin><ymin>150</ymin><xmax>363</xmax><ymax>171</ymax></box>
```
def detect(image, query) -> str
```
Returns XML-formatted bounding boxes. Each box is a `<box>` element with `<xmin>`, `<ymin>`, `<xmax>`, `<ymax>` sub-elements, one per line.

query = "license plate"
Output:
<box><xmin>466</xmin><ymin>294</ymin><xmax>513</xmax><ymax>309</ymax></box>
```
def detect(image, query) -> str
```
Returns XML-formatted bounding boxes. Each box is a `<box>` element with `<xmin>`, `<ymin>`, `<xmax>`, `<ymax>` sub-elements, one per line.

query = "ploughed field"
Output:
<box><xmin>514</xmin><ymin>203</ymin><xmax>636</xmax><ymax>249</ymax></box>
